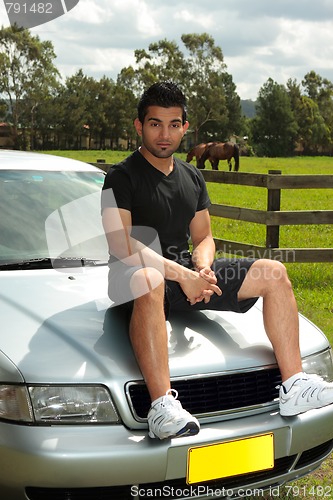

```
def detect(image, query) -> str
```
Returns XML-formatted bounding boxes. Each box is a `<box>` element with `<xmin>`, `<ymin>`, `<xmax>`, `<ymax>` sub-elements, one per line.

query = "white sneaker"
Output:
<box><xmin>147</xmin><ymin>389</ymin><xmax>200</xmax><ymax>439</ymax></box>
<box><xmin>279</xmin><ymin>373</ymin><xmax>333</xmax><ymax>416</ymax></box>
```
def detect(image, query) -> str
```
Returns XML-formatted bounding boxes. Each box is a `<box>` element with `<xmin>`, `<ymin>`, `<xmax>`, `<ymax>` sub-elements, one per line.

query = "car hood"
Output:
<box><xmin>0</xmin><ymin>267</ymin><xmax>328</xmax><ymax>386</ymax></box>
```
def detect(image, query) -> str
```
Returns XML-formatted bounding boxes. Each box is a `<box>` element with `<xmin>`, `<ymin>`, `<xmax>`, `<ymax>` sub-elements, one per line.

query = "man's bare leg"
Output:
<box><xmin>128</xmin><ymin>267</ymin><xmax>200</xmax><ymax>439</ymax></box>
<box><xmin>238</xmin><ymin>259</ymin><xmax>333</xmax><ymax>415</ymax></box>
<box><xmin>238</xmin><ymin>259</ymin><xmax>302</xmax><ymax>381</ymax></box>
<box><xmin>129</xmin><ymin>267</ymin><xmax>170</xmax><ymax>401</ymax></box>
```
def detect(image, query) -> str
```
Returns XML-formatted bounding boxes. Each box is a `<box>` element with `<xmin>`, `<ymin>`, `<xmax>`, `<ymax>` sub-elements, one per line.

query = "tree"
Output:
<box><xmin>57</xmin><ymin>69</ymin><xmax>99</xmax><ymax>149</ymax></box>
<box><xmin>295</xmin><ymin>96</ymin><xmax>329</xmax><ymax>153</ymax></box>
<box><xmin>302</xmin><ymin>71</ymin><xmax>333</xmax><ymax>101</ymax></box>
<box><xmin>89</xmin><ymin>76</ymin><xmax>115</xmax><ymax>150</ymax></box>
<box><xmin>302</xmin><ymin>71</ymin><xmax>333</xmax><ymax>150</ymax></box>
<box><xmin>118</xmin><ymin>33</ymin><xmax>241</xmax><ymax>146</ymax></box>
<box><xmin>117</xmin><ymin>39</ymin><xmax>186</xmax><ymax>96</ymax></box>
<box><xmin>55</xmin><ymin>73</ymin><xmax>137</xmax><ymax>150</ymax></box>
<box><xmin>287</xmin><ymin>78</ymin><xmax>330</xmax><ymax>153</ymax></box>
<box><xmin>0</xmin><ymin>25</ymin><xmax>59</xmax><ymax>148</ymax></box>
<box><xmin>201</xmin><ymin>72</ymin><xmax>242</xmax><ymax>141</ymax></box>
<box><xmin>251</xmin><ymin>78</ymin><xmax>298</xmax><ymax>156</ymax></box>
<box><xmin>24</xmin><ymin>89</ymin><xmax>62</xmax><ymax>149</ymax></box>
<box><xmin>181</xmin><ymin>33</ymin><xmax>231</xmax><ymax>144</ymax></box>
<box><xmin>107</xmin><ymin>83</ymin><xmax>137</xmax><ymax>149</ymax></box>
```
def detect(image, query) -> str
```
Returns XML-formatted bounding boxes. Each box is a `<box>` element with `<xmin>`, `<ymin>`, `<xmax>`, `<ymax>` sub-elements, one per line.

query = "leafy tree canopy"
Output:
<box><xmin>0</xmin><ymin>24</ymin><xmax>59</xmax><ymax>146</ymax></box>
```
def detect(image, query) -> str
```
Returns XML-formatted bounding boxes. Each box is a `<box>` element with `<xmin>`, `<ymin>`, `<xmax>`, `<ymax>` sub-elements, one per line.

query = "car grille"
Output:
<box><xmin>127</xmin><ymin>367</ymin><xmax>282</xmax><ymax>420</ymax></box>
<box><xmin>25</xmin><ymin>440</ymin><xmax>333</xmax><ymax>500</ymax></box>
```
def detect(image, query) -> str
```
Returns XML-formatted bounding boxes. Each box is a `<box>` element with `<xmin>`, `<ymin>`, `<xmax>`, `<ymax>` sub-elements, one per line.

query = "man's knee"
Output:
<box><xmin>252</xmin><ymin>259</ymin><xmax>292</xmax><ymax>290</ymax></box>
<box><xmin>130</xmin><ymin>267</ymin><xmax>164</xmax><ymax>300</ymax></box>
<box><xmin>240</xmin><ymin>259</ymin><xmax>292</xmax><ymax>298</ymax></box>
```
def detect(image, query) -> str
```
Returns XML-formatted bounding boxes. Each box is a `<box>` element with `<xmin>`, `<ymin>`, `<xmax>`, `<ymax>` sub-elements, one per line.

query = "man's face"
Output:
<box><xmin>134</xmin><ymin>106</ymin><xmax>189</xmax><ymax>159</ymax></box>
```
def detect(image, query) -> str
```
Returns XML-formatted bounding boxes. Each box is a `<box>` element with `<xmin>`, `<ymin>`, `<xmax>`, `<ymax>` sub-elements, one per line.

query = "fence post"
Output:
<box><xmin>266</xmin><ymin>170</ymin><xmax>281</xmax><ymax>248</ymax></box>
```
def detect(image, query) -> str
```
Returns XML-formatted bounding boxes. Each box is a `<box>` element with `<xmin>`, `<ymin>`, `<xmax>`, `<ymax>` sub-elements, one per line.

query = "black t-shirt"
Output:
<box><xmin>101</xmin><ymin>150</ymin><xmax>211</xmax><ymax>260</ymax></box>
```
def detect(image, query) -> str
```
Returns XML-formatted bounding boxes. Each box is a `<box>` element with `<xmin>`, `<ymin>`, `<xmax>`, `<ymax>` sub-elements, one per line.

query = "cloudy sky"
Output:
<box><xmin>1</xmin><ymin>0</ymin><xmax>333</xmax><ymax>100</ymax></box>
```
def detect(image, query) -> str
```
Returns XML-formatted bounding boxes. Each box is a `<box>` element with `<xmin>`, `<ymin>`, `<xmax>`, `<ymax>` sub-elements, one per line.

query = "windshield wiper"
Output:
<box><xmin>0</xmin><ymin>257</ymin><xmax>107</xmax><ymax>270</ymax></box>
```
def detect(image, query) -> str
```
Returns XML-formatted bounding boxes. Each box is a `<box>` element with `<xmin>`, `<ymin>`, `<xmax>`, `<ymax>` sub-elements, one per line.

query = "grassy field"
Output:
<box><xmin>45</xmin><ymin>150</ymin><xmax>333</xmax><ymax>498</ymax></box>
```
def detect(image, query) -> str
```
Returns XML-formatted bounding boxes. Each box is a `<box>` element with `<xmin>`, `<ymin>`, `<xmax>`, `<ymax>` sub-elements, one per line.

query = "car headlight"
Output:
<box><xmin>0</xmin><ymin>385</ymin><xmax>119</xmax><ymax>424</ymax></box>
<box><xmin>302</xmin><ymin>348</ymin><xmax>333</xmax><ymax>381</ymax></box>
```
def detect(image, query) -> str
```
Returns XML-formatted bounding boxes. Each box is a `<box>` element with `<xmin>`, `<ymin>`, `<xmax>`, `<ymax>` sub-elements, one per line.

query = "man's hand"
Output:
<box><xmin>179</xmin><ymin>268</ymin><xmax>222</xmax><ymax>305</ymax></box>
<box><xmin>197</xmin><ymin>266</ymin><xmax>217</xmax><ymax>285</ymax></box>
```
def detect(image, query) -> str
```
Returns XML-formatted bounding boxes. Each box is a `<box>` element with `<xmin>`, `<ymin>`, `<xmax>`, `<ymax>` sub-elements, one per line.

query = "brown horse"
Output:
<box><xmin>186</xmin><ymin>143</ymin><xmax>215</xmax><ymax>168</ymax></box>
<box><xmin>198</xmin><ymin>142</ymin><xmax>240</xmax><ymax>171</ymax></box>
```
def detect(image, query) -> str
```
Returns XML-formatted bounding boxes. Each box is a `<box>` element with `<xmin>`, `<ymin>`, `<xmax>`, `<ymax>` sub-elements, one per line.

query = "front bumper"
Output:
<box><xmin>1</xmin><ymin>403</ymin><xmax>333</xmax><ymax>499</ymax></box>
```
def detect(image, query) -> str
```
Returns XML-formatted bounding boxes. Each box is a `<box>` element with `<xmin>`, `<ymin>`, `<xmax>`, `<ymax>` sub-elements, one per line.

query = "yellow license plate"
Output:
<box><xmin>187</xmin><ymin>433</ymin><xmax>274</xmax><ymax>484</ymax></box>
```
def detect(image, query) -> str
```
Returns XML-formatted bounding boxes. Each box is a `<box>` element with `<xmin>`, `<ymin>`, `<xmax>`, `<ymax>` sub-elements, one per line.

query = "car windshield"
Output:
<box><xmin>0</xmin><ymin>169</ymin><xmax>109</xmax><ymax>268</ymax></box>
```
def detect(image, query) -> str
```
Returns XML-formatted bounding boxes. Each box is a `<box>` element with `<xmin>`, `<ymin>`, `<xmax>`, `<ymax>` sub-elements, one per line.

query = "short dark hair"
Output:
<box><xmin>137</xmin><ymin>81</ymin><xmax>187</xmax><ymax>124</ymax></box>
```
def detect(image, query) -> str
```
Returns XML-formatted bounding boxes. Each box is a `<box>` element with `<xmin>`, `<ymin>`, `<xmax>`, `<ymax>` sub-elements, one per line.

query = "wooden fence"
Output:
<box><xmin>94</xmin><ymin>162</ymin><xmax>333</xmax><ymax>263</ymax></box>
<box><xmin>202</xmin><ymin>169</ymin><xmax>333</xmax><ymax>263</ymax></box>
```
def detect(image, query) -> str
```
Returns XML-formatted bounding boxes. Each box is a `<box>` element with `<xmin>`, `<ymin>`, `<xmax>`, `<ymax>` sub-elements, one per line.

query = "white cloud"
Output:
<box><xmin>174</xmin><ymin>9</ymin><xmax>214</xmax><ymax>29</ymax></box>
<box><xmin>275</xmin><ymin>18</ymin><xmax>333</xmax><ymax>68</ymax></box>
<box><xmin>1</xmin><ymin>0</ymin><xmax>333</xmax><ymax>99</ymax></box>
<box><xmin>66</xmin><ymin>0</ymin><xmax>113</xmax><ymax>24</ymax></box>
<box><xmin>136</xmin><ymin>1</ymin><xmax>162</xmax><ymax>37</ymax></box>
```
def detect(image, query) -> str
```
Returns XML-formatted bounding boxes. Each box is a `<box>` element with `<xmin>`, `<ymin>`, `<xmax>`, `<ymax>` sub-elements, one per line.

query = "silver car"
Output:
<box><xmin>0</xmin><ymin>150</ymin><xmax>332</xmax><ymax>500</ymax></box>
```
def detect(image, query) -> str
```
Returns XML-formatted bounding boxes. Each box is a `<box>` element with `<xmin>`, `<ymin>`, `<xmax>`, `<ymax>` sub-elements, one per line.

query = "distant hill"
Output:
<box><xmin>241</xmin><ymin>99</ymin><xmax>256</xmax><ymax>118</ymax></box>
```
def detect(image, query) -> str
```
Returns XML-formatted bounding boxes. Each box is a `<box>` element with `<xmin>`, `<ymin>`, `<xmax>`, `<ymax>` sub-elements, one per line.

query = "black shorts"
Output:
<box><xmin>166</xmin><ymin>257</ymin><xmax>258</xmax><ymax>315</ymax></box>
<box><xmin>108</xmin><ymin>256</ymin><xmax>258</xmax><ymax>318</ymax></box>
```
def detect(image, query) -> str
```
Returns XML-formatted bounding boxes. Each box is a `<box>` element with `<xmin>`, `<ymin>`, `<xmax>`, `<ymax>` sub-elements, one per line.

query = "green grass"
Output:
<box><xmin>44</xmin><ymin>149</ymin><xmax>130</xmax><ymax>164</ymax></box>
<box><xmin>46</xmin><ymin>150</ymin><xmax>333</xmax><ymax>497</ymax></box>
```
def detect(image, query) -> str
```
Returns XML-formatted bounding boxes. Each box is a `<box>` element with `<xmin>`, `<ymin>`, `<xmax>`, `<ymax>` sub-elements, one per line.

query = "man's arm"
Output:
<box><xmin>102</xmin><ymin>206</ymin><xmax>181</xmax><ymax>276</ymax></box>
<box><xmin>102</xmin><ymin>206</ymin><xmax>221</xmax><ymax>304</ymax></box>
<box><xmin>190</xmin><ymin>209</ymin><xmax>217</xmax><ymax>278</ymax></box>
